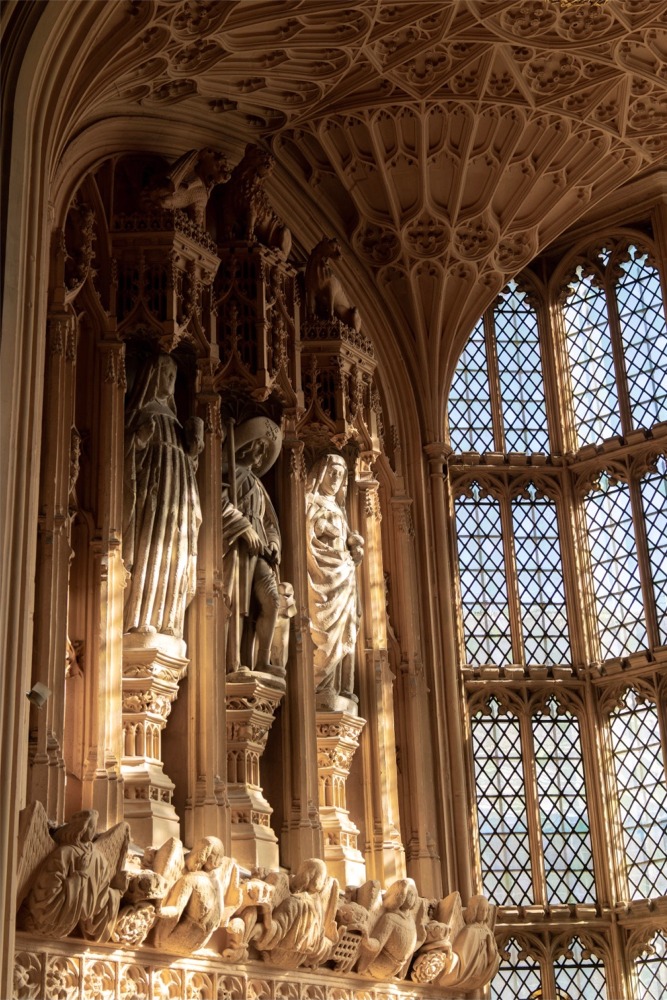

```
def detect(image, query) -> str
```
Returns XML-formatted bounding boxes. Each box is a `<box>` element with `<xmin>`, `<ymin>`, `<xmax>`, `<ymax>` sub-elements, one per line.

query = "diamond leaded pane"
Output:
<box><xmin>512</xmin><ymin>490</ymin><xmax>570</xmax><ymax>665</ymax></box>
<box><xmin>495</xmin><ymin>285</ymin><xmax>550</xmax><ymax>454</ymax></box>
<box><xmin>456</xmin><ymin>492</ymin><xmax>512</xmax><ymax>665</ymax></box>
<box><xmin>554</xmin><ymin>937</ymin><xmax>607</xmax><ymax>1000</ymax></box>
<box><xmin>610</xmin><ymin>689</ymin><xmax>667</xmax><ymax>898</ymax></box>
<box><xmin>616</xmin><ymin>247</ymin><xmax>667</xmax><ymax>432</ymax></box>
<box><xmin>471</xmin><ymin>707</ymin><xmax>533</xmax><ymax>905</ymax></box>
<box><xmin>641</xmin><ymin>456</ymin><xmax>667</xmax><ymax>645</ymax></box>
<box><xmin>491</xmin><ymin>937</ymin><xmax>542</xmax><ymax>1000</ymax></box>
<box><xmin>636</xmin><ymin>931</ymin><xmax>667</xmax><ymax>1000</ymax></box>
<box><xmin>533</xmin><ymin>702</ymin><xmax>596</xmax><ymax>903</ymax></box>
<box><xmin>584</xmin><ymin>474</ymin><xmax>647</xmax><ymax>659</ymax></box>
<box><xmin>448</xmin><ymin>317</ymin><xmax>495</xmax><ymax>454</ymax></box>
<box><xmin>564</xmin><ymin>270</ymin><xmax>620</xmax><ymax>447</ymax></box>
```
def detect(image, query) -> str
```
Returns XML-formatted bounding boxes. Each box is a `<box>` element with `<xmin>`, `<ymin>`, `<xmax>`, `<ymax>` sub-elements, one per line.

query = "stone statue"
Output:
<box><xmin>143</xmin><ymin>147</ymin><xmax>230</xmax><ymax>226</ymax></box>
<box><xmin>253</xmin><ymin>858</ymin><xmax>340</xmax><ymax>969</ymax></box>
<box><xmin>222</xmin><ymin>416</ymin><xmax>283</xmax><ymax>674</ymax></box>
<box><xmin>215</xmin><ymin>143</ymin><xmax>292</xmax><ymax>257</ymax></box>
<box><xmin>411</xmin><ymin>892</ymin><xmax>500</xmax><ymax>991</ymax></box>
<box><xmin>122</xmin><ymin>353</ymin><xmax>204</xmax><ymax>640</ymax></box>
<box><xmin>17</xmin><ymin>806</ymin><xmax>130</xmax><ymax>942</ymax></box>
<box><xmin>355</xmin><ymin>878</ymin><xmax>423</xmax><ymax>980</ymax></box>
<box><xmin>306</xmin><ymin>453</ymin><xmax>364</xmax><ymax>708</ymax></box>
<box><xmin>152</xmin><ymin>836</ymin><xmax>241</xmax><ymax>954</ymax></box>
<box><xmin>304</xmin><ymin>237</ymin><xmax>362</xmax><ymax>332</ymax></box>
<box><xmin>270</xmin><ymin>581</ymin><xmax>297</xmax><ymax>673</ymax></box>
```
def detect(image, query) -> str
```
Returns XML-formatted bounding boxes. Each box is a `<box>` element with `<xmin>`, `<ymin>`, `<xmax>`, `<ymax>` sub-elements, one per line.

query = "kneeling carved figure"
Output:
<box><xmin>305</xmin><ymin>237</ymin><xmax>362</xmax><ymax>332</ymax></box>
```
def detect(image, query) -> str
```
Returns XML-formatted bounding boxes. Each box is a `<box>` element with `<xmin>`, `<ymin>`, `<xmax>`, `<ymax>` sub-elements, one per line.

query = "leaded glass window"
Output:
<box><xmin>454</xmin><ymin>483</ymin><xmax>570</xmax><ymax>666</ymax></box>
<box><xmin>448</xmin><ymin>318</ymin><xmax>494</xmax><ymax>454</ymax></box>
<box><xmin>584</xmin><ymin>472</ymin><xmax>647</xmax><ymax>659</ymax></box>
<box><xmin>533</xmin><ymin>699</ymin><xmax>595</xmax><ymax>903</ymax></box>
<box><xmin>448</xmin><ymin>283</ymin><xmax>549</xmax><ymax>454</ymax></box>
<box><xmin>563</xmin><ymin>243</ymin><xmax>667</xmax><ymax>447</ymax></box>
<box><xmin>471</xmin><ymin>701</ymin><xmax>532</xmax><ymax>905</ymax></box>
<box><xmin>609</xmin><ymin>689</ymin><xmax>667</xmax><ymax>899</ymax></box>
<box><xmin>641</xmin><ymin>456</ymin><xmax>667</xmax><ymax>646</ymax></box>
<box><xmin>635</xmin><ymin>931</ymin><xmax>667</xmax><ymax>1000</ymax></box>
<box><xmin>492</xmin><ymin>938</ymin><xmax>542</xmax><ymax>1000</ymax></box>
<box><xmin>554</xmin><ymin>937</ymin><xmax>607</xmax><ymax>999</ymax></box>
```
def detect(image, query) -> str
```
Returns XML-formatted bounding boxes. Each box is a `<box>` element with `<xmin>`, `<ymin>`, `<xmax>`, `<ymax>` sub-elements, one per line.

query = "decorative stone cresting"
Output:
<box><xmin>316</xmin><ymin>711</ymin><xmax>367</xmax><ymax>888</ymax></box>
<box><xmin>226</xmin><ymin>674</ymin><xmax>286</xmax><ymax>870</ymax></box>
<box><xmin>122</xmin><ymin>632</ymin><xmax>189</xmax><ymax>848</ymax></box>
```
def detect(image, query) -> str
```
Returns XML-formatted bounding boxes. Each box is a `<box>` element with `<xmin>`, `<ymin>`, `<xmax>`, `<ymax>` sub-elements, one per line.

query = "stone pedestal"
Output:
<box><xmin>316</xmin><ymin>711</ymin><xmax>366</xmax><ymax>887</ymax></box>
<box><xmin>121</xmin><ymin>632</ymin><xmax>189</xmax><ymax>848</ymax></box>
<box><xmin>226</xmin><ymin>671</ymin><xmax>285</xmax><ymax>870</ymax></box>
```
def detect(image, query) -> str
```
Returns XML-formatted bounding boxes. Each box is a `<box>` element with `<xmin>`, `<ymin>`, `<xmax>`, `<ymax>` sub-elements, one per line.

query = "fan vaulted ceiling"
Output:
<box><xmin>49</xmin><ymin>0</ymin><xmax>667</xmax><ymax>436</ymax></box>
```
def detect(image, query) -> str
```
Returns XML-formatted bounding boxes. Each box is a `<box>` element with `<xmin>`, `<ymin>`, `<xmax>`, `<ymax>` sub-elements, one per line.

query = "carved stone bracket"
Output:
<box><xmin>121</xmin><ymin>633</ymin><xmax>189</xmax><ymax>848</ymax></box>
<box><xmin>226</xmin><ymin>674</ymin><xmax>285</xmax><ymax>870</ymax></box>
<box><xmin>316</xmin><ymin>711</ymin><xmax>366</xmax><ymax>888</ymax></box>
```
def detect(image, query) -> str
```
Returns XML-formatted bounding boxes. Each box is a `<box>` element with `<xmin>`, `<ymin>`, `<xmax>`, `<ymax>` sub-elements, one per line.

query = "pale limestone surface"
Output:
<box><xmin>306</xmin><ymin>454</ymin><xmax>364</xmax><ymax>709</ymax></box>
<box><xmin>122</xmin><ymin>353</ymin><xmax>203</xmax><ymax>640</ymax></box>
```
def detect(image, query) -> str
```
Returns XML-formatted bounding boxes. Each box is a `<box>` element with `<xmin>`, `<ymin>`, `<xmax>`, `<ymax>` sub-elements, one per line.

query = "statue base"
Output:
<box><xmin>226</xmin><ymin>672</ymin><xmax>285</xmax><ymax>870</ymax></box>
<box><xmin>315</xmin><ymin>710</ymin><xmax>367</xmax><ymax>888</ymax></box>
<box><xmin>121</xmin><ymin>632</ymin><xmax>189</xmax><ymax>848</ymax></box>
<box><xmin>315</xmin><ymin>689</ymin><xmax>359</xmax><ymax>717</ymax></box>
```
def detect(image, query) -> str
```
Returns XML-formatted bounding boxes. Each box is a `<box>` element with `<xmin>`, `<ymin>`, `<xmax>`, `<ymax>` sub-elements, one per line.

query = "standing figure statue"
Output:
<box><xmin>222</xmin><ymin>417</ymin><xmax>283</xmax><ymax>674</ymax></box>
<box><xmin>123</xmin><ymin>353</ymin><xmax>204</xmax><ymax>640</ymax></box>
<box><xmin>306</xmin><ymin>453</ymin><xmax>364</xmax><ymax>709</ymax></box>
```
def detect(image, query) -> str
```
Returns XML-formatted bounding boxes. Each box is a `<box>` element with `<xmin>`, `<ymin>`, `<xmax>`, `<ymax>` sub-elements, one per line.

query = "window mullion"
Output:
<box><xmin>605</xmin><ymin>274</ymin><xmax>634</xmax><ymax>436</ymax></box>
<box><xmin>484</xmin><ymin>309</ymin><xmax>506</xmax><ymax>452</ymax></box>
<box><xmin>500</xmin><ymin>490</ymin><xmax>525</xmax><ymax>664</ymax></box>
<box><xmin>519</xmin><ymin>705</ymin><xmax>547</xmax><ymax>906</ymax></box>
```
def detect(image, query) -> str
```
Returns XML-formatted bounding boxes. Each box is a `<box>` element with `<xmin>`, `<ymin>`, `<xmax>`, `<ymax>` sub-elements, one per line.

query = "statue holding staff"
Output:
<box><xmin>222</xmin><ymin>417</ymin><xmax>283</xmax><ymax>674</ymax></box>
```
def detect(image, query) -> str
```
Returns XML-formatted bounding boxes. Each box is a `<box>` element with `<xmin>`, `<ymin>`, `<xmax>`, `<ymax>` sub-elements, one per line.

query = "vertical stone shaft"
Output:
<box><xmin>185</xmin><ymin>379</ymin><xmax>229</xmax><ymax>847</ymax></box>
<box><xmin>355</xmin><ymin>467</ymin><xmax>406</xmax><ymax>885</ymax></box>
<box><xmin>28</xmin><ymin>313</ymin><xmax>76</xmax><ymax>823</ymax></box>
<box><xmin>278</xmin><ymin>438</ymin><xmax>323</xmax><ymax>867</ymax></box>
<box><xmin>389</xmin><ymin>494</ymin><xmax>443</xmax><ymax>897</ymax></box>
<box><xmin>81</xmin><ymin>341</ymin><xmax>126</xmax><ymax>828</ymax></box>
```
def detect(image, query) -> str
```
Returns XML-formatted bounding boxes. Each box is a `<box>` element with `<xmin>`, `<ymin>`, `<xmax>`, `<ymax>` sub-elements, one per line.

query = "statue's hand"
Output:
<box><xmin>242</xmin><ymin>526</ymin><xmax>263</xmax><ymax>554</ymax></box>
<box><xmin>267</xmin><ymin>541</ymin><xmax>280</xmax><ymax>566</ymax></box>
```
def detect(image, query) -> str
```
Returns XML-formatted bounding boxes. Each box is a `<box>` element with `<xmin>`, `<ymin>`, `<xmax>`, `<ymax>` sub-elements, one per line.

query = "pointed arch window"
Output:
<box><xmin>635</xmin><ymin>930</ymin><xmax>667</xmax><ymax>1000</ymax></box>
<box><xmin>563</xmin><ymin>243</ymin><xmax>667</xmax><ymax>448</ymax></box>
<box><xmin>448</xmin><ymin>282</ymin><xmax>549</xmax><ymax>455</ymax></box>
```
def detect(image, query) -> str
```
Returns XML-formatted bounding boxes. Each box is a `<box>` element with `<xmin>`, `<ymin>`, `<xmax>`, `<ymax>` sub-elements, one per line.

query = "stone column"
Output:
<box><xmin>27</xmin><ymin>312</ymin><xmax>77</xmax><ymax>824</ymax></box>
<box><xmin>80</xmin><ymin>341</ymin><xmax>126</xmax><ymax>828</ymax></box>
<box><xmin>184</xmin><ymin>374</ymin><xmax>229</xmax><ymax>847</ymax></box>
<box><xmin>121</xmin><ymin>633</ymin><xmax>188</xmax><ymax>847</ymax></box>
<box><xmin>355</xmin><ymin>463</ymin><xmax>406</xmax><ymax>885</ymax></box>
<box><xmin>278</xmin><ymin>437</ymin><xmax>323</xmax><ymax>868</ymax></box>
<box><xmin>389</xmin><ymin>494</ymin><xmax>443</xmax><ymax>897</ymax></box>
<box><xmin>424</xmin><ymin>442</ymin><xmax>473</xmax><ymax>900</ymax></box>
<box><xmin>316</xmin><ymin>710</ymin><xmax>366</xmax><ymax>886</ymax></box>
<box><xmin>227</xmin><ymin>674</ymin><xmax>285</xmax><ymax>868</ymax></box>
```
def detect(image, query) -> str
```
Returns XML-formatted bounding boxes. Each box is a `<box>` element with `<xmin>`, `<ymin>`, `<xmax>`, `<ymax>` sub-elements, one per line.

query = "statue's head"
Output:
<box><xmin>308</xmin><ymin>453</ymin><xmax>348</xmax><ymax>504</ymax></box>
<box><xmin>293</xmin><ymin>858</ymin><xmax>327</xmax><ymax>893</ymax></box>
<box><xmin>185</xmin><ymin>836</ymin><xmax>226</xmax><ymax>872</ymax></box>
<box><xmin>53</xmin><ymin>810</ymin><xmax>98</xmax><ymax>846</ymax></box>
<box><xmin>233</xmin><ymin>417</ymin><xmax>282</xmax><ymax>475</ymax></box>
<box><xmin>383</xmin><ymin>878</ymin><xmax>418</xmax><ymax>912</ymax></box>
